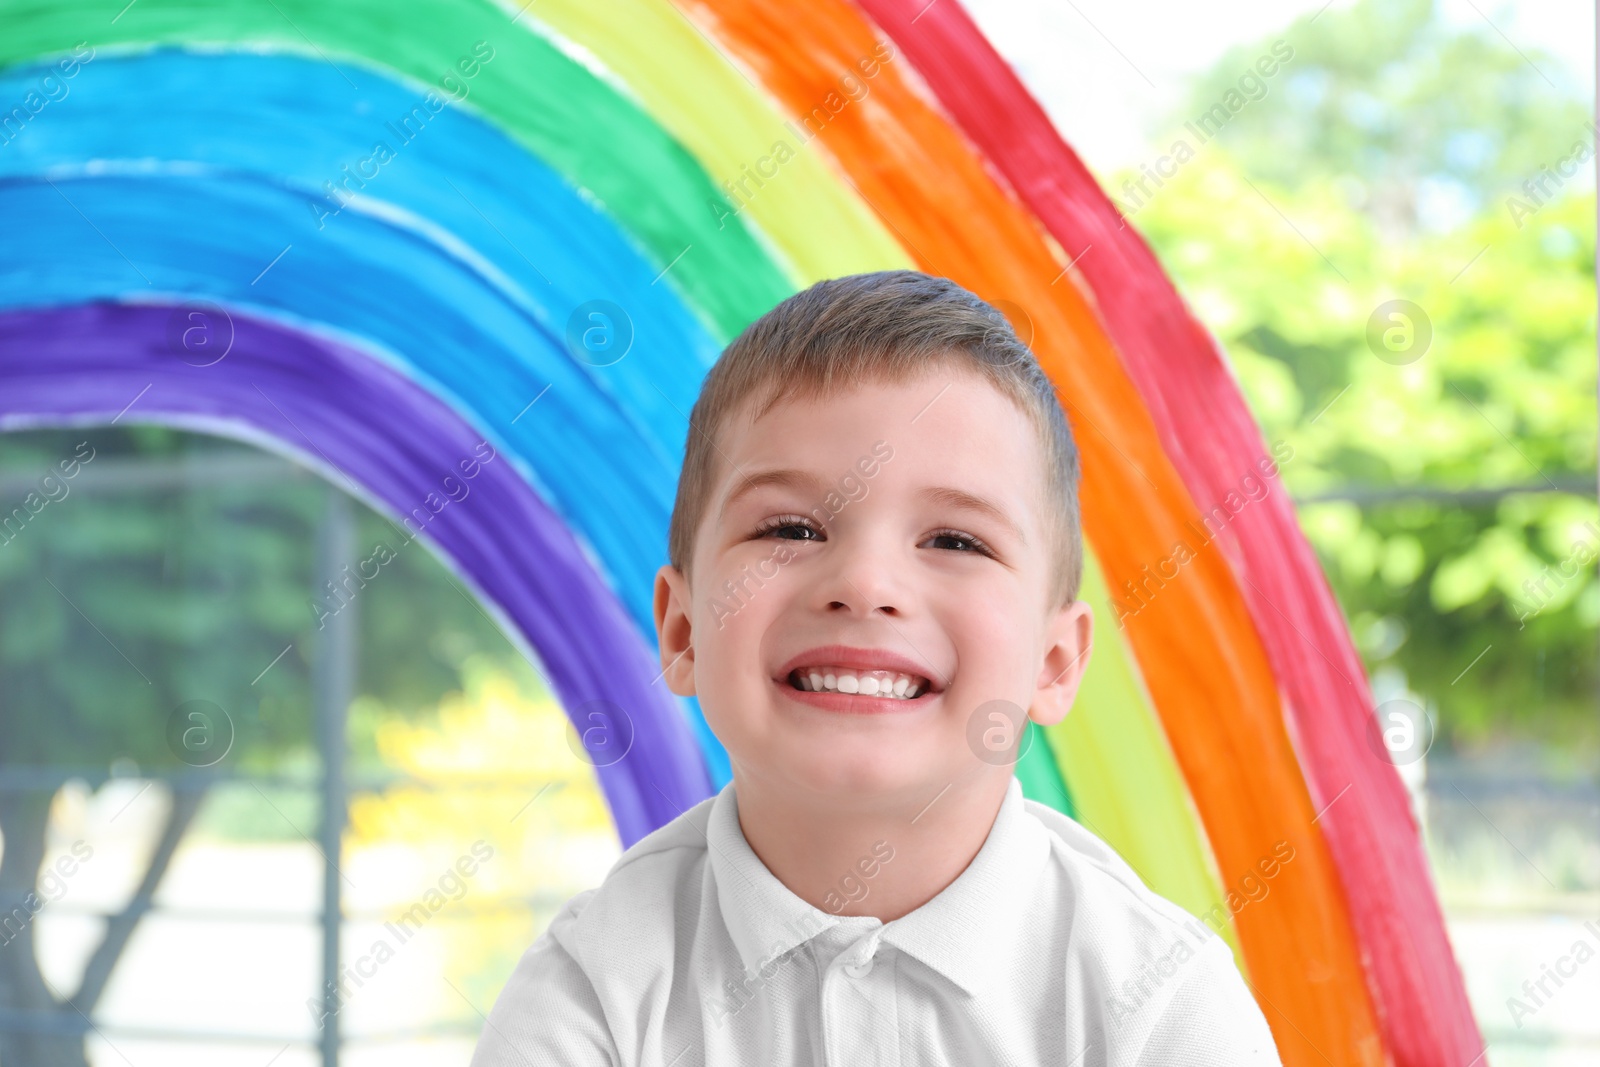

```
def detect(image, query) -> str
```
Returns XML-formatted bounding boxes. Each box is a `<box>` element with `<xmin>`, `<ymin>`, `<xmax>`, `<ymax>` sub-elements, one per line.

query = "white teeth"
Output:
<box><xmin>788</xmin><ymin>666</ymin><xmax>930</xmax><ymax>699</ymax></box>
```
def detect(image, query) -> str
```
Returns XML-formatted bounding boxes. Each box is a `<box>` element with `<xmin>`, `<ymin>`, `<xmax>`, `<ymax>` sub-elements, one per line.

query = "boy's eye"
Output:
<box><xmin>754</xmin><ymin>515</ymin><xmax>822</xmax><ymax>541</ymax></box>
<box><xmin>923</xmin><ymin>528</ymin><xmax>994</xmax><ymax>556</ymax></box>
<box><xmin>751</xmin><ymin>518</ymin><xmax>995</xmax><ymax>557</ymax></box>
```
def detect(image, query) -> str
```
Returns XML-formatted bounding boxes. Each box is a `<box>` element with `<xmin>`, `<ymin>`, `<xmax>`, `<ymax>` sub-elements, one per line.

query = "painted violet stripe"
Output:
<box><xmin>0</xmin><ymin>300</ymin><xmax>712</xmax><ymax>843</ymax></box>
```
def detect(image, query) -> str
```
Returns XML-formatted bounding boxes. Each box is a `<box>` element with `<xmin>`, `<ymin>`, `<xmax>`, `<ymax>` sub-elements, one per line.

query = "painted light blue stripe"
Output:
<box><xmin>0</xmin><ymin>162</ymin><xmax>734</xmax><ymax>785</ymax></box>
<box><xmin>0</xmin><ymin>300</ymin><xmax>713</xmax><ymax>843</ymax></box>
<box><xmin>0</xmin><ymin>50</ymin><xmax>722</xmax><ymax>460</ymax></box>
<box><xmin>0</xmin><ymin>48</ymin><xmax>743</xmax><ymax>785</ymax></box>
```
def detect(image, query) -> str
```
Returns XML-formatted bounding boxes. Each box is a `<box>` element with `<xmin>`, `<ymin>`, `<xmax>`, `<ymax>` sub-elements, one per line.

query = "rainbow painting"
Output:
<box><xmin>0</xmin><ymin>0</ymin><xmax>1483</xmax><ymax>1063</ymax></box>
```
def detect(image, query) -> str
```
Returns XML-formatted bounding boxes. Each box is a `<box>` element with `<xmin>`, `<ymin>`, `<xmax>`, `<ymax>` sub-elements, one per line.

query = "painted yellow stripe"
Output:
<box><xmin>523</xmin><ymin>0</ymin><xmax>1238</xmax><ymax>960</ymax></box>
<box><xmin>521</xmin><ymin>0</ymin><xmax>908</xmax><ymax>291</ymax></box>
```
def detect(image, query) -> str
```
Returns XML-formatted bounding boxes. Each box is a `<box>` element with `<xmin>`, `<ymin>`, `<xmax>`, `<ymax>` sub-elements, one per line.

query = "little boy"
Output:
<box><xmin>472</xmin><ymin>271</ymin><xmax>1282</xmax><ymax>1065</ymax></box>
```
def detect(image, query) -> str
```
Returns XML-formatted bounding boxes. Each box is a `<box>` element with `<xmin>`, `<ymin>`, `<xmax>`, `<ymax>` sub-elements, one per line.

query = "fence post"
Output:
<box><xmin>313</xmin><ymin>488</ymin><xmax>356</xmax><ymax>1067</ymax></box>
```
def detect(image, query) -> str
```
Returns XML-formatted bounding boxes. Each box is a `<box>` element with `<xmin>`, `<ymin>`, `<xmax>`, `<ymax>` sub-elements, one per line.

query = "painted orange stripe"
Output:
<box><xmin>672</xmin><ymin>1</ymin><xmax>1387</xmax><ymax>1061</ymax></box>
<box><xmin>855</xmin><ymin>3</ymin><xmax>1481</xmax><ymax>1061</ymax></box>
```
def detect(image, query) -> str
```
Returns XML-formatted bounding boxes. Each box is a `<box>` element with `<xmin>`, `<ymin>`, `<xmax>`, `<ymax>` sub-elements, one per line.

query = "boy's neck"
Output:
<box><xmin>729</xmin><ymin>771</ymin><xmax>1012</xmax><ymax>924</ymax></box>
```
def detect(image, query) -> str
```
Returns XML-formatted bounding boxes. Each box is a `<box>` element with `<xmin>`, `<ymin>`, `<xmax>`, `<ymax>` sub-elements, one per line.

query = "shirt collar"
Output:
<box><xmin>705</xmin><ymin>781</ymin><xmax>838</xmax><ymax>979</ymax></box>
<box><xmin>707</xmin><ymin>776</ymin><xmax>1050</xmax><ymax>997</ymax></box>
<box><xmin>877</xmin><ymin>776</ymin><xmax>1049</xmax><ymax>996</ymax></box>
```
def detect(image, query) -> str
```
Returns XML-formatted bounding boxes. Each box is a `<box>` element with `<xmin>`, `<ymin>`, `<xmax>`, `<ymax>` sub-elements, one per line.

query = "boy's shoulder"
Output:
<box><xmin>1020</xmin><ymin>797</ymin><xmax>1276</xmax><ymax>1054</ymax></box>
<box><xmin>604</xmin><ymin>790</ymin><xmax>720</xmax><ymax>876</ymax></box>
<box><xmin>542</xmin><ymin>790</ymin><xmax>721</xmax><ymax>962</ymax></box>
<box><xmin>1021</xmin><ymin>793</ymin><xmax>1227</xmax><ymax>955</ymax></box>
<box><xmin>468</xmin><ymin>800</ymin><xmax>725</xmax><ymax>1067</ymax></box>
<box><xmin>1021</xmin><ymin>795</ymin><xmax>1209</xmax><ymax>934</ymax></box>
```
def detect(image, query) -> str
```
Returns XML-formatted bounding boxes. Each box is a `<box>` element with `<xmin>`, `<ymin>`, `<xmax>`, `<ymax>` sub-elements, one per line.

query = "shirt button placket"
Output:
<box><xmin>822</xmin><ymin>930</ymin><xmax>894</xmax><ymax>1067</ymax></box>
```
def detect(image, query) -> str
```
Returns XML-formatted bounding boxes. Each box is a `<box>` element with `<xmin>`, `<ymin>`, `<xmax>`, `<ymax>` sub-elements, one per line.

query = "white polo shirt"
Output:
<box><xmin>471</xmin><ymin>776</ymin><xmax>1282</xmax><ymax>1066</ymax></box>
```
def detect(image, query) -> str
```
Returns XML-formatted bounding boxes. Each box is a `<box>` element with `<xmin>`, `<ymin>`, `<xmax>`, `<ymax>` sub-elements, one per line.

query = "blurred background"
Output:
<box><xmin>0</xmin><ymin>0</ymin><xmax>1594</xmax><ymax>1063</ymax></box>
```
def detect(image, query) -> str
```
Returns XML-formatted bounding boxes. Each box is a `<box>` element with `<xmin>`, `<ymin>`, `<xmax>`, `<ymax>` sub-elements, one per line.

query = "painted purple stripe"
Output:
<box><xmin>0</xmin><ymin>300</ymin><xmax>711</xmax><ymax>844</ymax></box>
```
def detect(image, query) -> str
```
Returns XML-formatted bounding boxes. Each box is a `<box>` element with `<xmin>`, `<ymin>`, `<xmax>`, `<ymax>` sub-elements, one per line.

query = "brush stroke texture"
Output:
<box><xmin>854</xmin><ymin>2</ymin><xmax>1481</xmax><ymax>1060</ymax></box>
<box><xmin>513</xmin><ymin>6</ymin><xmax>1235</xmax><ymax>947</ymax></box>
<box><xmin>0</xmin><ymin>158</ymin><xmax>731</xmax><ymax>779</ymax></box>
<box><xmin>0</xmin><ymin>8</ymin><xmax>1452</xmax><ymax>1049</ymax></box>
<box><xmin>0</xmin><ymin>49</ymin><xmax>1218</xmax><ymax>897</ymax></box>
<box><xmin>0</xmin><ymin>0</ymin><xmax>793</xmax><ymax>339</ymax></box>
<box><xmin>0</xmin><ymin>301</ymin><xmax>711</xmax><ymax>844</ymax></box>
<box><xmin>0</xmin><ymin>31</ymin><xmax>1237</xmax><ymax>962</ymax></box>
<box><xmin>0</xmin><ymin>41</ymin><xmax>875</xmax><ymax>785</ymax></box>
<box><xmin>670</xmin><ymin>0</ymin><xmax>1386</xmax><ymax>1059</ymax></box>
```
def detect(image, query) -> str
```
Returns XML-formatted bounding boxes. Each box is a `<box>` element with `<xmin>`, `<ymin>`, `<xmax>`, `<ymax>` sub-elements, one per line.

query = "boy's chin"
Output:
<box><xmin>780</xmin><ymin>745</ymin><xmax>950</xmax><ymax>804</ymax></box>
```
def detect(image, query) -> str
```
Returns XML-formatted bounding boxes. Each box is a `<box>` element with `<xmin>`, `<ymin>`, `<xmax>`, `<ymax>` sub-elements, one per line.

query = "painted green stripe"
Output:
<box><xmin>1015</xmin><ymin>720</ymin><xmax>1075</xmax><ymax>818</ymax></box>
<box><xmin>1048</xmin><ymin>550</ymin><xmax>1241</xmax><ymax>962</ymax></box>
<box><xmin>518</xmin><ymin>6</ymin><xmax>1232</xmax><ymax>955</ymax></box>
<box><xmin>1</xmin><ymin>0</ymin><xmax>1236</xmax><ymax>959</ymax></box>
<box><xmin>0</xmin><ymin>0</ymin><xmax>792</xmax><ymax>339</ymax></box>
<box><xmin>531</xmin><ymin>0</ymin><xmax>910</xmax><ymax>287</ymax></box>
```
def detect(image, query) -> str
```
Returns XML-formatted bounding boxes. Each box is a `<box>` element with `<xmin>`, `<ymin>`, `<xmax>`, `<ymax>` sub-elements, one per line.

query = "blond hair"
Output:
<box><xmin>668</xmin><ymin>270</ymin><xmax>1083</xmax><ymax>610</ymax></box>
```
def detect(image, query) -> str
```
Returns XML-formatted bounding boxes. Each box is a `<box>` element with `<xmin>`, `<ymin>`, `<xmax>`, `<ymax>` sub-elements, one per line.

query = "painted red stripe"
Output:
<box><xmin>853</xmin><ymin>0</ymin><xmax>1483</xmax><ymax>1063</ymax></box>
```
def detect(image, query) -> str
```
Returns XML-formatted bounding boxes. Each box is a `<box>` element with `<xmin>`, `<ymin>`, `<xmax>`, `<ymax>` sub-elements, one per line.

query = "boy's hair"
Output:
<box><xmin>668</xmin><ymin>270</ymin><xmax>1084</xmax><ymax>610</ymax></box>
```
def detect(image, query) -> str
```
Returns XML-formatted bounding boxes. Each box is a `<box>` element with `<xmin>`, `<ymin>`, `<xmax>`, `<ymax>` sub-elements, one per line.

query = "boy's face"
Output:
<box><xmin>654</xmin><ymin>365</ymin><xmax>1093</xmax><ymax>808</ymax></box>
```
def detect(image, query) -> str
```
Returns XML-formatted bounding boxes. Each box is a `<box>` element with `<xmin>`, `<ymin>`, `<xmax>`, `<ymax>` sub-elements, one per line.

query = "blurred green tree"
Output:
<box><xmin>1176</xmin><ymin>0</ymin><xmax>1592</xmax><ymax>236</ymax></box>
<box><xmin>0</xmin><ymin>425</ymin><xmax>516</xmax><ymax>1065</ymax></box>
<box><xmin>1120</xmin><ymin>0</ymin><xmax>1596</xmax><ymax>751</ymax></box>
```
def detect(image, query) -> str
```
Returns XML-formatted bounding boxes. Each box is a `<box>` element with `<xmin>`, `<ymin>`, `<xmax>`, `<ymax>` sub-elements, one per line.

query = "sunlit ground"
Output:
<box><xmin>41</xmin><ymin>785</ymin><xmax>621</xmax><ymax>1066</ymax></box>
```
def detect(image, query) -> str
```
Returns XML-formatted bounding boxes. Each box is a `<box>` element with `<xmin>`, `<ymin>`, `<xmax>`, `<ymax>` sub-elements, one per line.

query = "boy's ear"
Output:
<box><xmin>653</xmin><ymin>564</ymin><xmax>696</xmax><ymax>697</ymax></box>
<box><xmin>1030</xmin><ymin>599</ymin><xmax>1093</xmax><ymax>728</ymax></box>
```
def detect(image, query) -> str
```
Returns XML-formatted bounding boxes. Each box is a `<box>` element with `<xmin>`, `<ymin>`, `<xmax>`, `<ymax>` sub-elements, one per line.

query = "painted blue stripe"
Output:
<box><xmin>0</xmin><ymin>300</ymin><xmax>713</xmax><ymax>843</ymax></box>
<box><xmin>0</xmin><ymin>168</ymin><xmax>731</xmax><ymax>787</ymax></box>
<box><xmin>0</xmin><ymin>48</ymin><xmax>741</xmax><ymax>785</ymax></box>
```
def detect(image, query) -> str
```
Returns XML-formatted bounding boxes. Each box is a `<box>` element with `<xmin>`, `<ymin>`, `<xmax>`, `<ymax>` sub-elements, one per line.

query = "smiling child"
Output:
<box><xmin>471</xmin><ymin>270</ymin><xmax>1281</xmax><ymax>1066</ymax></box>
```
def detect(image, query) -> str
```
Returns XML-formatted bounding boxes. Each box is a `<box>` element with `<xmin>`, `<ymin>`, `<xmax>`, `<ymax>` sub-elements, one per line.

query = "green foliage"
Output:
<box><xmin>1175</xmin><ymin>0</ymin><xmax>1592</xmax><ymax>233</ymax></box>
<box><xmin>0</xmin><ymin>427</ymin><xmax>305</xmax><ymax>770</ymax></box>
<box><xmin>1120</xmin><ymin>0</ymin><xmax>1596</xmax><ymax>747</ymax></box>
<box><xmin>0</xmin><ymin>427</ymin><xmax>521</xmax><ymax>799</ymax></box>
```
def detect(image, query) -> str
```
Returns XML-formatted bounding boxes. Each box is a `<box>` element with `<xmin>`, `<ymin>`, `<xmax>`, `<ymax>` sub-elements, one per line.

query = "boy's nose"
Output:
<box><xmin>827</xmin><ymin>593</ymin><xmax>899</xmax><ymax>618</ymax></box>
<box><xmin>823</xmin><ymin>556</ymin><xmax>906</xmax><ymax>618</ymax></box>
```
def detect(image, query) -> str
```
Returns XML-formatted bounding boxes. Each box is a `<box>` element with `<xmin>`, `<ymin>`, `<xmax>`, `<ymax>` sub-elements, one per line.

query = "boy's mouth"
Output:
<box><xmin>785</xmin><ymin>666</ymin><xmax>932</xmax><ymax>701</ymax></box>
<box><xmin>774</xmin><ymin>645</ymin><xmax>944</xmax><ymax>713</ymax></box>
